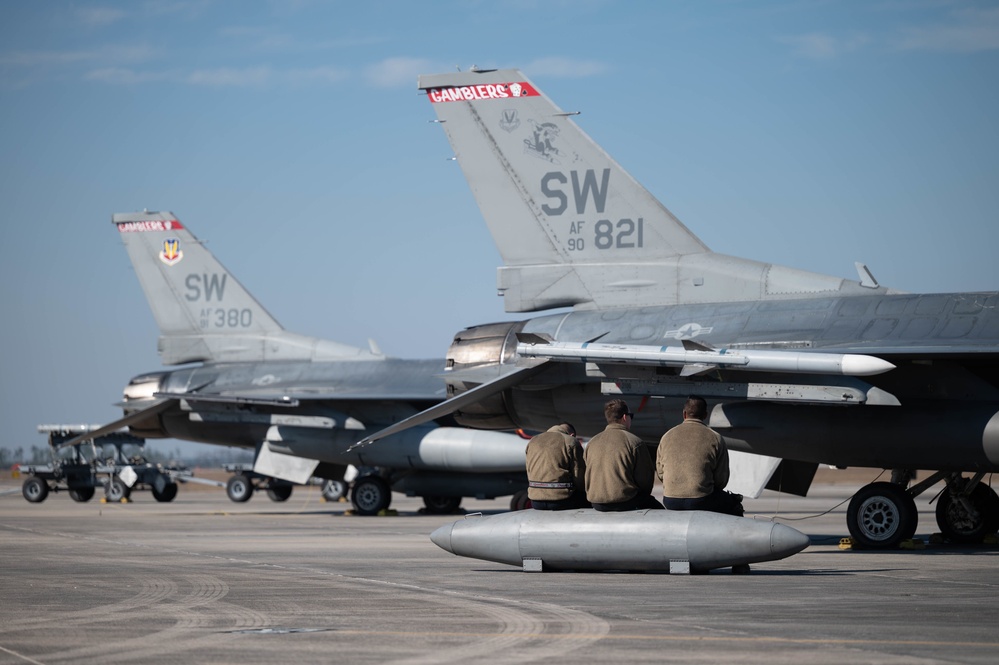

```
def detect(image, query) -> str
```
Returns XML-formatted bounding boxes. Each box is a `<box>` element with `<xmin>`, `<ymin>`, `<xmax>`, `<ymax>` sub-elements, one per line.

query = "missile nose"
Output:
<box><xmin>770</xmin><ymin>522</ymin><xmax>810</xmax><ymax>557</ymax></box>
<box><xmin>841</xmin><ymin>354</ymin><xmax>895</xmax><ymax>376</ymax></box>
<box><xmin>430</xmin><ymin>522</ymin><xmax>454</xmax><ymax>553</ymax></box>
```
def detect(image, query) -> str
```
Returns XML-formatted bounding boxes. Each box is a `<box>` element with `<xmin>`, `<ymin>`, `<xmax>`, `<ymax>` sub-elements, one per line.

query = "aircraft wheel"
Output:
<box><xmin>422</xmin><ymin>495</ymin><xmax>462</xmax><ymax>514</ymax></box>
<box><xmin>351</xmin><ymin>476</ymin><xmax>391</xmax><ymax>515</ymax></box>
<box><xmin>22</xmin><ymin>477</ymin><xmax>49</xmax><ymax>503</ymax></box>
<box><xmin>226</xmin><ymin>474</ymin><xmax>254</xmax><ymax>502</ymax></box>
<box><xmin>510</xmin><ymin>489</ymin><xmax>532</xmax><ymax>511</ymax></box>
<box><xmin>935</xmin><ymin>484</ymin><xmax>999</xmax><ymax>544</ymax></box>
<box><xmin>69</xmin><ymin>487</ymin><xmax>96</xmax><ymax>503</ymax></box>
<box><xmin>152</xmin><ymin>482</ymin><xmax>178</xmax><ymax>503</ymax></box>
<box><xmin>846</xmin><ymin>482</ymin><xmax>917</xmax><ymax>549</ymax></box>
<box><xmin>267</xmin><ymin>485</ymin><xmax>293</xmax><ymax>502</ymax></box>
<box><xmin>321</xmin><ymin>480</ymin><xmax>346</xmax><ymax>501</ymax></box>
<box><xmin>106</xmin><ymin>478</ymin><xmax>132</xmax><ymax>502</ymax></box>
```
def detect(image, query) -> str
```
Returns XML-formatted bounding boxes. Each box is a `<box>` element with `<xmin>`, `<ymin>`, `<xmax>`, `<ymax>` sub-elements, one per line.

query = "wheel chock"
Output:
<box><xmin>838</xmin><ymin>537</ymin><xmax>854</xmax><ymax>550</ymax></box>
<box><xmin>929</xmin><ymin>533</ymin><xmax>947</xmax><ymax>544</ymax></box>
<box><xmin>900</xmin><ymin>538</ymin><xmax>925</xmax><ymax>550</ymax></box>
<box><xmin>377</xmin><ymin>509</ymin><xmax>399</xmax><ymax>517</ymax></box>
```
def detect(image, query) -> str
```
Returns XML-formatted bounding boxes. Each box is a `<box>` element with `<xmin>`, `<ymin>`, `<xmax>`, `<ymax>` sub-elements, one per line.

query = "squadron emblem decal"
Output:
<box><xmin>500</xmin><ymin>109</ymin><xmax>520</xmax><ymax>132</ymax></box>
<box><xmin>159</xmin><ymin>238</ymin><xmax>183</xmax><ymax>266</ymax></box>
<box><xmin>524</xmin><ymin>119</ymin><xmax>563</xmax><ymax>164</ymax></box>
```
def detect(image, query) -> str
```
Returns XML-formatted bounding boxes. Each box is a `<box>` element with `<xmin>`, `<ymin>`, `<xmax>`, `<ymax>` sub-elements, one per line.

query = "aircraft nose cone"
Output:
<box><xmin>771</xmin><ymin>522</ymin><xmax>810</xmax><ymax>557</ymax></box>
<box><xmin>430</xmin><ymin>522</ymin><xmax>454</xmax><ymax>553</ymax></box>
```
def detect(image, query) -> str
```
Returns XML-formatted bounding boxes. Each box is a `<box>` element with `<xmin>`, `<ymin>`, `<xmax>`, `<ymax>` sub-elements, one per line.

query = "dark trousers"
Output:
<box><xmin>592</xmin><ymin>493</ymin><xmax>665</xmax><ymax>512</ymax></box>
<box><xmin>531</xmin><ymin>491</ymin><xmax>590</xmax><ymax>511</ymax></box>
<box><xmin>662</xmin><ymin>489</ymin><xmax>744</xmax><ymax>517</ymax></box>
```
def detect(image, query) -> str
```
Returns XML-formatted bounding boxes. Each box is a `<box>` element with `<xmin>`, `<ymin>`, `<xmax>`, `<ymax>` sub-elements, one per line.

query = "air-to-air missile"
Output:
<box><xmin>515</xmin><ymin>336</ymin><xmax>896</xmax><ymax>377</ymax></box>
<box><xmin>430</xmin><ymin>508</ymin><xmax>810</xmax><ymax>573</ymax></box>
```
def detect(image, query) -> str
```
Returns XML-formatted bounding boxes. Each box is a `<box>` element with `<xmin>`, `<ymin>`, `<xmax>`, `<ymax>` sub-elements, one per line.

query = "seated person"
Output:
<box><xmin>584</xmin><ymin>399</ymin><xmax>663</xmax><ymax>512</ymax></box>
<box><xmin>526</xmin><ymin>422</ymin><xmax>589</xmax><ymax>510</ymax></box>
<box><xmin>657</xmin><ymin>395</ymin><xmax>744</xmax><ymax>517</ymax></box>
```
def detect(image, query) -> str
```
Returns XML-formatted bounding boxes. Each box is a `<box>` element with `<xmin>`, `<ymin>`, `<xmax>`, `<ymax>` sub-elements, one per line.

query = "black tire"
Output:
<box><xmin>510</xmin><ymin>489</ymin><xmax>532</xmax><ymax>511</ymax></box>
<box><xmin>22</xmin><ymin>477</ymin><xmax>49</xmax><ymax>503</ymax></box>
<box><xmin>152</xmin><ymin>483</ymin><xmax>178</xmax><ymax>503</ymax></box>
<box><xmin>422</xmin><ymin>495</ymin><xmax>462</xmax><ymax>514</ymax></box>
<box><xmin>267</xmin><ymin>485</ymin><xmax>293</xmax><ymax>502</ymax></box>
<box><xmin>226</xmin><ymin>474</ymin><xmax>254</xmax><ymax>503</ymax></box>
<box><xmin>321</xmin><ymin>480</ymin><xmax>346</xmax><ymax>501</ymax></box>
<box><xmin>847</xmin><ymin>482</ymin><xmax>917</xmax><ymax>549</ymax></box>
<box><xmin>935</xmin><ymin>484</ymin><xmax>999</xmax><ymax>544</ymax></box>
<box><xmin>351</xmin><ymin>476</ymin><xmax>391</xmax><ymax>515</ymax></box>
<box><xmin>69</xmin><ymin>487</ymin><xmax>96</xmax><ymax>503</ymax></box>
<box><xmin>105</xmin><ymin>478</ymin><xmax>131</xmax><ymax>502</ymax></box>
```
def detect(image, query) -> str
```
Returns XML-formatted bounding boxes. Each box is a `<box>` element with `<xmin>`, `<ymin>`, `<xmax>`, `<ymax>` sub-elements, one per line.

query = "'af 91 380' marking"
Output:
<box><xmin>199</xmin><ymin>308</ymin><xmax>252</xmax><ymax>329</ymax></box>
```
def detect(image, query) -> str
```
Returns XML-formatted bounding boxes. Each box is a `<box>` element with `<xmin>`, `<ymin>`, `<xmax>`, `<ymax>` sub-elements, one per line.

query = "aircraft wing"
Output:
<box><xmin>155</xmin><ymin>386</ymin><xmax>446</xmax><ymax>405</ymax></box>
<box><xmin>351</xmin><ymin>361</ymin><xmax>550</xmax><ymax>449</ymax></box>
<box><xmin>809</xmin><ymin>343</ymin><xmax>999</xmax><ymax>358</ymax></box>
<box><xmin>54</xmin><ymin>399</ymin><xmax>178</xmax><ymax>449</ymax></box>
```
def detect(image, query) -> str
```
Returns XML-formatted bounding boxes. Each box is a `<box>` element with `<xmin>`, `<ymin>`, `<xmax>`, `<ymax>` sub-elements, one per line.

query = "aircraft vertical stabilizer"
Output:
<box><xmin>419</xmin><ymin>70</ymin><xmax>894</xmax><ymax>312</ymax></box>
<box><xmin>114</xmin><ymin>211</ymin><xmax>370</xmax><ymax>364</ymax></box>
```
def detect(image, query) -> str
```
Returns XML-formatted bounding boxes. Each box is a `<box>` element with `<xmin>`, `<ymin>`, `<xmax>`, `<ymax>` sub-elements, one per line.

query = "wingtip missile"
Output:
<box><xmin>516</xmin><ymin>339</ymin><xmax>895</xmax><ymax>377</ymax></box>
<box><xmin>430</xmin><ymin>509</ymin><xmax>810</xmax><ymax>573</ymax></box>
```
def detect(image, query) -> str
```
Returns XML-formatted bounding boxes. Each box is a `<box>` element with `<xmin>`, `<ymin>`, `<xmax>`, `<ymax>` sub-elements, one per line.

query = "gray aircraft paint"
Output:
<box><xmin>430</xmin><ymin>508</ymin><xmax>810</xmax><ymax>573</ymax></box>
<box><xmin>360</xmin><ymin>69</ymin><xmax>999</xmax><ymax>547</ymax></box>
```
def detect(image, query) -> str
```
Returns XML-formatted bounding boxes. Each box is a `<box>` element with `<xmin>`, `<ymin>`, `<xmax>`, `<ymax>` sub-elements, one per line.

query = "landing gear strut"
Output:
<box><xmin>846</xmin><ymin>471</ymin><xmax>999</xmax><ymax>549</ymax></box>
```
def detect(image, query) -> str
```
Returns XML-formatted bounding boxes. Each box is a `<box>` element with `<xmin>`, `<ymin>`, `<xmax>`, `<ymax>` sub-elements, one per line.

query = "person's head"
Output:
<box><xmin>682</xmin><ymin>395</ymin><xmax>708</xmax><ymax>420</ymax></box>
<box><xmin>604</xmin><ymin>399</ymin><xmax>633</xmax><ymax>426</ymax></box>
<box><xmin>558</xmin><ymin>422</ymin><xmax>576</xmax><ymax>437</ymax></box>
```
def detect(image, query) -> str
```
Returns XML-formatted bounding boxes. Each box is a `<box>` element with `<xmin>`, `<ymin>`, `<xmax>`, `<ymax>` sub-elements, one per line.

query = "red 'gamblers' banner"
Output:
<box><xmin>117</xmin><ymin>220</ymin><xmax>185</xmax><ymax>233</ymax></box>
<box><xmin>427</xmin><ymin>82</ymin><xmax>539</xmax><ymax>103</ymax></box>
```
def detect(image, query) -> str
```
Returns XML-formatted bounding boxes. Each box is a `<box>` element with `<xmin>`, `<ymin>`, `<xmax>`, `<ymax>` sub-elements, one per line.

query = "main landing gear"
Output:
<box><xmin>846</xmin><ymin>470</ymin><xmax>999</xmax><ymax>549</ymax></box>
<box><xmin>224</xmin><ymin>472</ymin><xmax>295</xmax><ymax>503</ymax></box>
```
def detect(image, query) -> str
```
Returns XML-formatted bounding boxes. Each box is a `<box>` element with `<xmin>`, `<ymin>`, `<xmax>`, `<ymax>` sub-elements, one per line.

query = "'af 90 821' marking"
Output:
<box><xmin>543</xmin><ymin>169</ymin><xmax>644</xmax><ymax>252</ymax></box>
<box><xmin>595</xmin><ymin>218</ymin><xmax>644</xmax><ymax>249</ymax></box>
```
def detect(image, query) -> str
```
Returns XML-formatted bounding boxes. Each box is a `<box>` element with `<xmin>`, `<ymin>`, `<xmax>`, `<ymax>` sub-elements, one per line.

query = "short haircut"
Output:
<box><xmin>559</xmin><ymin>422</ymin><xmax>576</xmax><ymax>436</ymax></box>
<box><xmin>604</xmin><ymin>399</ymin><xmax>630</xmax><ymax>424</ymax></box>
<box><xmin>683</xmin><ymin>395</ymin><xmax>708</xmax><ymax>420</ymax></box>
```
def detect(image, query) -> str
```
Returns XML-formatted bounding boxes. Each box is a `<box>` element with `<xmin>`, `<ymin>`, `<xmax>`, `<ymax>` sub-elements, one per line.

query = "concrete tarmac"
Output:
<box><xmin>1</xmin><ymin>476</ymin><xmax>997</xmax><ymax>664</ymax></box>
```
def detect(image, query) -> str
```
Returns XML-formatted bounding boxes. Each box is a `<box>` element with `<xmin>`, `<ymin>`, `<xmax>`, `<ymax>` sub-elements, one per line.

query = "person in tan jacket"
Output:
<box><xmin>583</xmin><ymin>399</ymin><xmax>663</xmax><ymax>512</ymax></box>
<box><xmin>657</xmin><ymin>395</ymin><xmax>744</xmax><ymax>517</ymax></box>
<box><xmin>526</xmin><ymin>422</ymin><xmax>589</xmax><ymax>510</ymax></box>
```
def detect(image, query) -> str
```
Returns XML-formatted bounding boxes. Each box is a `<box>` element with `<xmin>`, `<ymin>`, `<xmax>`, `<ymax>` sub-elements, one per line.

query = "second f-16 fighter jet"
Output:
<box><xmin>363</xmin><ymin>68</ymin><xmax>999</xmax><ymax>548</ymax></box>
<box><xmin>60</xmin><ymin>212</ymin><xmax>528</xmax><ymax>514</ymax></box>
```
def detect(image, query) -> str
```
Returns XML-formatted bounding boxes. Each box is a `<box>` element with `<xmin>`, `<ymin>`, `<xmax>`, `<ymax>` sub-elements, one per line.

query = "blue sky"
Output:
<box><xmin>1</xmin><ymin>0</ymin><xmax>997</xmax><ymax>457</ymax></box>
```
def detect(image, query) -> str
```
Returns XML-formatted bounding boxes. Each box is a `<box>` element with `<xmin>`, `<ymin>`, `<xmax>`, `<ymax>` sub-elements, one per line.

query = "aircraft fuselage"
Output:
<box><xmin>445</xmin><ymin>291</ymin><xmax>999</xmax><ymax>472</ymax></box>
